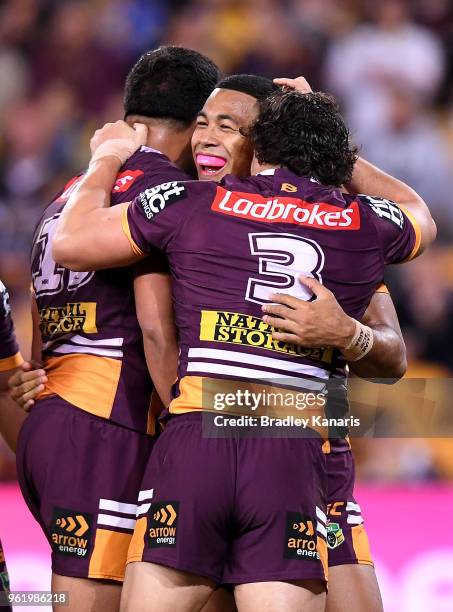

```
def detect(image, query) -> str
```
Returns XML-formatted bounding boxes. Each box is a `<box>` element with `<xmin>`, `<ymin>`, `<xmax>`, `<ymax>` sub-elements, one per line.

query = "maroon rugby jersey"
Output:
<box><xmin>30</xmin><ymin>146</ymin><xmax>181</xmax><ymax>433</ymax></box>
<box><xmin>0</xmin><ymin>280</ymin><xmax>23</xmax><ymax>371</ymax></box>
<box><xmin>122</xmin><ymin>155</ymin><xmax>419</xmax><ymax>421</ymax></box>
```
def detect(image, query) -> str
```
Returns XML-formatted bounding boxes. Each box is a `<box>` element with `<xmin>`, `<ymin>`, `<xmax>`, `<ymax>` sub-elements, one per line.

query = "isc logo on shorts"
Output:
<box><xmin>147</xmin><ymin>501</ymin><xmax>179</xmax><ymax>548</ymax></box>
<box><xmin>212</xmin><ymin>187</ymin><xmax>360</xmax><ymax>230</ymax></box>
<box><xmin>50</xmin><ymin>507</ymin><xmax>92</xmax><ymax>558</ymax></box>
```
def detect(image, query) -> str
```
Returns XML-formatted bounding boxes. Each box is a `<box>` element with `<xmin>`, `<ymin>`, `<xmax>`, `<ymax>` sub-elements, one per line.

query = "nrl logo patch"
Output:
<box><xmin>327</xmin><ymin>522</ymin><xmax>345</xmax><ymax>549</ymax></box>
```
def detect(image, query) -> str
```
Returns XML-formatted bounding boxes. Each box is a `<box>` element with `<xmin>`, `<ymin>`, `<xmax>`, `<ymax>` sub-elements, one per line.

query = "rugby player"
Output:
<box><xmin>51</xmin><ymin>90</ymin><xmax>433</xmax><ymax>611</ymax></box>
<box><xmin>0</xmin><ymin>280</ymin><xmax>26</xmax><ymax>612</ymax></box>
<box><xmin>136</xmin><ymin>74</ymin><xmax>418</xmax><ymax>612</ymax></box>
<box><xmin>14</xmin><ymin>46</ymin><xmax>220</xmax><ymax>612</ymax></box>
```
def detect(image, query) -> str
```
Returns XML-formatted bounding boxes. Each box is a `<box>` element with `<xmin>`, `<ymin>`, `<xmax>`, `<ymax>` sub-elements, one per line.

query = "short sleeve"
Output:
<box><xmin>122</xmin><ymin>181</ymin><xmax>192</xmax><ymax>255</ymax></box>
<box><xmin>0</xmin><ymin>281</ymin><xmax>23</xmax><ymax>371</ymax></box>
<box><xmin>358</xmin><ymin>194</ymin><xmax>421</xmax><ymax>264</ymax></box>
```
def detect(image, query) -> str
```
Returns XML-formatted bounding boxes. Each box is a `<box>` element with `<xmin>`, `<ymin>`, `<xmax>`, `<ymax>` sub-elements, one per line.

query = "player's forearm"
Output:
<box><xmin>142</xmin><ymin>335</ymin><xmax>178</xmax><ymax>407</ymax></box>
<box><xmin>346</xmin><ymin>324</ymin><xmax>407</xmax><ymax>381</ymax></box>
<box><xmin>347</xmin><ymin>157</ymin><xmax>436</xmax><ymax>252</ymax></box>
<box><xmin>0</xmin><ymin>376</ymin><xmax>27</xmax><ymax>453</ymax></box>
<box><xmin>53</xmin><ymin>157</ymin><xmax>121</xmax><ymax>265</ymax></box>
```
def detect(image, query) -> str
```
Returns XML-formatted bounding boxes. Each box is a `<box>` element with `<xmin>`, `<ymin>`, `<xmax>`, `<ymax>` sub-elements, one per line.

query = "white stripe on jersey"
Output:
<box><xmin>49</xmin><ymin>344</ymin><xmax>123</xmax><ymax>359</ymax></box>
<box><xmin>98</xmin><ymin>499</ymin><xmax>137</xmax><ymax>515</ymax></box>
<box><xmin>187</xmin><ymin>361</ymin><xmax>327</xmax><ymax>391</ymax></box>
<box><xmin>71</xmin><ymin>335</ymin><xmax>124</xmax><ymax>347</ymax></box>
<box><xmin>138</xmin><ymin>489</ymin><xmax>154</xmax><ymax>502</ymax></box>
<box><xmin>188</xmin><ymin>348</ymin><xmax>330</xmax><ymax>379</ymax></box>
<box><xmin>97</xmin><ymin>514</ymin><xmax>136</xmax><ymax>531</ymax></box>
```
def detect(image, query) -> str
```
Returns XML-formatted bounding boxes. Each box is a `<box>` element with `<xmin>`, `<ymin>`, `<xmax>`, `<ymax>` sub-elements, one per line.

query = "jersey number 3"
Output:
<box><xmin>245</xmin><ymin>232</ymin><xmax>325</xmax><ymax>304</ymax></box>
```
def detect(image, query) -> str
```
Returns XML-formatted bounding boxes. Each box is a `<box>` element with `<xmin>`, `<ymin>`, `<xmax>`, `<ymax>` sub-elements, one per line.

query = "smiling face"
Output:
<box><xmin>191</xmin><ymin>88</ymin><xmax>259</xmax><ymax>181</ymax></box>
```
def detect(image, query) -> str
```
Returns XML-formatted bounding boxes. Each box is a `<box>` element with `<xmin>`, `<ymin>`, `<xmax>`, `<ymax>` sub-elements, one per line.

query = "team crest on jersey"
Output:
<box><xmin>139</xmin><ymin>182</ymin><xmax>186</xmax><ymax>220</ymax></box>
<box><xmin>113</xmin><ymin>169</ymin><xmax>144</xmax><ymax>193</ymax></box>
<box><xmin>360</xmin><ymin>194</ymin><xmax>404</xmax><ymax>230</ymax></box>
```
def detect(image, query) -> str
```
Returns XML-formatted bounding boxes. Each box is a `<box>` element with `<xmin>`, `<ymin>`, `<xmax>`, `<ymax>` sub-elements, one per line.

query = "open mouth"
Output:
<box><xmin>196</xmin><ymin>154</ymin><xmax>227</xmax><ymax>176</ymax></box>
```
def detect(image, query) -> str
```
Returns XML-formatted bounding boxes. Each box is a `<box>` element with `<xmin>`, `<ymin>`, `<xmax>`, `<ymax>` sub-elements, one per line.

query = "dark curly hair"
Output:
<box><xmin>248</xmin><ymin>90</ymin><xmax>358</xmax><ymax>187</ymax></box>
<box><xmin>124</xmin><ymin>46</ymin><xmax>220</xmax><ymax>124</ymax></box>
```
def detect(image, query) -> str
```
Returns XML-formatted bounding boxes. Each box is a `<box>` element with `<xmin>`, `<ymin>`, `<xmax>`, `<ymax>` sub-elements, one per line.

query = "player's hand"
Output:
<box><xmin>90</xmin><ymin>120</ymin><xmax>148</xmax><ymax>166</ymax></box>
<box><xmin>8</xmin><ymin>361</ymin><xmax>48</xmax><ymax>412</ymax></box>
<box><xmin>261</xmin><ymin>275</ymin><xmax>356</xmax><ymax>349</ymax></box>
<box><xmin>273</xmin><ymin>76</ymin><xmax>313</xmax><ymax>94</ymax></box>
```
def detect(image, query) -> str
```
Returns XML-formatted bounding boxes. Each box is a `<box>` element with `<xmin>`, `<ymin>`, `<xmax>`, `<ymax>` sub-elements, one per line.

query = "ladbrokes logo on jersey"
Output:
<box><xmin>200</xmin><ymin>310</ymin><xmax>334</xmax><ymax>363</ymax></box>
<box><xmin>51</xmin><ymin>508</ymin><xmax>92</xmax><ymax>558</ymax></box>
<box><xmin>40</xmin><ymin>302</ymin><xmax>97</xmax><ymax>337</ymax></box>
<box><xmin>212</xmin><ymin>187</ymin><xmax>360</xmax><ymax>229</ymax></box>
<box><xmin>147</xmin><ymin>502</ymin><xmax>179</xmax><ymax>548</ymax></box>
<box><xmin>284</xmin><ymin>512</ymin><xmax>319</xmax><ymax>561</ymax></box>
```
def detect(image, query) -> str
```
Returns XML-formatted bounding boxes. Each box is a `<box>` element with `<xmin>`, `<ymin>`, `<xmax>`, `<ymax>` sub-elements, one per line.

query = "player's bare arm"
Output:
<box><xmin>0</xmin><ymin>369</ymin><xmax>27</xmax><ymax>452</ymax></box>
<box><xmin>262</xmin><ymin>276</ymin><xmax>406</xmax><ymax>380</ymax></box>
<box><xmin>134</xmin><ymin>263</ymin><xmax>178</xmax><ymax>407</ymax></box>
<box><xmin>52</xmin><ymin>121</ymin><xmax>148</xmax><ymax>271</ymax></box>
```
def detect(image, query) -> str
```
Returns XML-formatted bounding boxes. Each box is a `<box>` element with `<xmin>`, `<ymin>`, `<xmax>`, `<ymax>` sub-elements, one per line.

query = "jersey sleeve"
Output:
<box><xmin>0</xmin><ymin>281</ymin><xmax>23</xmax><ymax>371</ymax></box>
<box><xmin>358</xmin><ymin>194</ymin><xmax>421</xmax><ymax>264</ymax></box>
<box><xmin>122</xmin><ymin>180</ymin><xmax>205</xmax><ymax>255</ymax></box>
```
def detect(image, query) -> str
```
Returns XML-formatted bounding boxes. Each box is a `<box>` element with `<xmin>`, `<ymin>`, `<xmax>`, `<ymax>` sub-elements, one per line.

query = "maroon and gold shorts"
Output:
<box><xmin>16</xmin><ymin>397</ymin><xmax>153</xmax><ymax>582</ymax></box>
<box><xmin>128</xmin><ymin>412</ymin><xmax>328</xmax><ymax>585</ymax></box>
<box><xmin>326</xmin><ymin>449</ymin><xmax>373</xmax><ymax>567</ymax></box>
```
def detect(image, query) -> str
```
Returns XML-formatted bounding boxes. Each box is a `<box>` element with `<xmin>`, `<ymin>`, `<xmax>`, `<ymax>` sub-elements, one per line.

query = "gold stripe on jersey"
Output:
<box><xmin>88</xmin><ymin>528</ymin><xmax>132</xmax><ymax>581</ymax></box>
<box><xmin>399</xmin><ymin>205</ymin><xmax>422</xmax><ymax>262</ymax></box>
<box><xmin>40</xmin><ymin>302</ymin><xmax>97</xmax><ymax>337</ymax></box>
<box><xmin>39</xmin><ymin>354</ymin><xmax>121</xmax><ymax>419</ymax></box>
<box><xmin>122</xmin><ymin>205</ymin><xmax>145</xmax><ymax>257</ymax></box>
<box><xmin>0</xmin><ymin>352</ymin><xmax>23</xmax><ymax>372</ymax></box>
<box><xmin>169</xmin><ymin>375</ymin><xmax>328</xmax><ymax>439</ymax></box>
<box><xmin>200</xmin><ymin>310</ymin><xmax>335</xmax><ymax>363</ymax></box>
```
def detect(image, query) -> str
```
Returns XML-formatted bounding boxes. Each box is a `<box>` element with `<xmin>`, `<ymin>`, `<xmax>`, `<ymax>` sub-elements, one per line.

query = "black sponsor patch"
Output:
<box><xmin>50</xmin><ymin>507</ymin><xmax>92</xmax><ymax>558</ymax></box>
<box><xmin>147</xmin><ymin>501</ymin><xmax>179</xmax><ymax>548</ymax></box>
<box><xmin>284</xmin><ymin>512</ymin><xmax>319</xmax><ymax>561</ymax></box>
<box><xmin>360</xmin><ymin>194</ymin><xmax>404</xmax><ymax>230</ymax></box>
<box><xmin>139</xmin><ymin>182</ymin><xmax>186</xmax><ymax>220</ymax></box>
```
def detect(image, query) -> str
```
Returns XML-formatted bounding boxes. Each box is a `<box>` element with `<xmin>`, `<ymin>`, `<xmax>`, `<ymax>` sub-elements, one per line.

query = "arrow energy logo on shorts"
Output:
<box><xmin>51</xmin><ymin>507</ymin><xmax>92</xmax><ymax>558</ymax></box>
<box><xmin>284</xmin><ymin>512</ymin><xmax>320</xmax><ymax>561</ymax></box>
<box><xmin>147</xmin><ymin>502</ymin><xmax>179</xmax><ymax>548</ymax></box>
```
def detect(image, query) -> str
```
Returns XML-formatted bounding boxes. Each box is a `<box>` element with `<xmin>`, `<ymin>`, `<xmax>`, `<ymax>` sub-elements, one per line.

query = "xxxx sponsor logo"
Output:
<box><xmin>200</xmin><ymin>310</ymin><xmax>334</xmax><ymax>363</ymax></box>
<box><xmin>284</xmin><ymin>512</ymin><xmax>319</xmax><ymax>561</ymax></box>
<box><xmin>147</xmin><ymin>502</ymin><xmax>179</xmax><ymax>548</ymax></box>
<box><xmin>51</xmin><ymin>508</ymin><xmax>92</xmax><ymax>558</ymax></box>
<box><xmin>212</xmin><ymin>187</ymin><xmax>360</xmax><ymax>229</ymax></box>
<box><xmin>40</xmin><ymin>302</ymin><xmax>97</xmax><ymax>337</ymax></box>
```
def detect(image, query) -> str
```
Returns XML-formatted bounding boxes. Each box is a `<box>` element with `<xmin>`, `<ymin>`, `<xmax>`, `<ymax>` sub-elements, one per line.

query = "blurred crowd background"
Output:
<box><xmin>0</xmin><ymin>0</ymin><xmax>453</xmax><ymax>482</ymax></box>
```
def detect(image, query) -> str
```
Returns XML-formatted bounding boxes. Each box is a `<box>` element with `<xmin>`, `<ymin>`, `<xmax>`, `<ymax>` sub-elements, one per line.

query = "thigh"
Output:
<box><xmin>326</xmin><ymin>565</ymin><xmax>383</xmax><ymax>612</ymax></box>
<box><xmin>120</xmin><ymin>562</ymin><xmax>215</xmax><ymax>612</ymax></box>
<box><xmin>234</xmin><ymin>579</ymin><xmax>326</xmax><ymax>612</ymax></box>
<box><xmin>51</xmin><ymin>572</ymin><xmax>121</xmax><ymax>612</ymax></box>
<box><xmin>127</xmin><ymin>414</ymin><xmax>236</xmax><ymax>584</ymax></box>
<box><xmin>16</xmin><ymin>398</ymin><xmax>153</xmax><ymax>582</ymax></box>
<box><xmin>225</xmin><ymin>435</ymin><xmax>328</xmax><ymax>585</ymax></box>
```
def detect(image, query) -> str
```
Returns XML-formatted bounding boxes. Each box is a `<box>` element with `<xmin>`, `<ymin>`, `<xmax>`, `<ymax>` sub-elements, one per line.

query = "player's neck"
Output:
<box><xmin>251</xmin><ymin>157</ymin><xmax>280</xmax><ymax>176</ymax></box>
<box><xmin>126</xmin><ymin>115</ymin><xmax>194</xmax><ymax>168</ymax></box>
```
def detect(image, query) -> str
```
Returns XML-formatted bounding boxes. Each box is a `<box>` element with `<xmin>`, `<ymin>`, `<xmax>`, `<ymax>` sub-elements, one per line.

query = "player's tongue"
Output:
<box><xmin>196</xmin><ymin>154</ymin><xmax>227</xmax><ymax>176</ymax></box>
